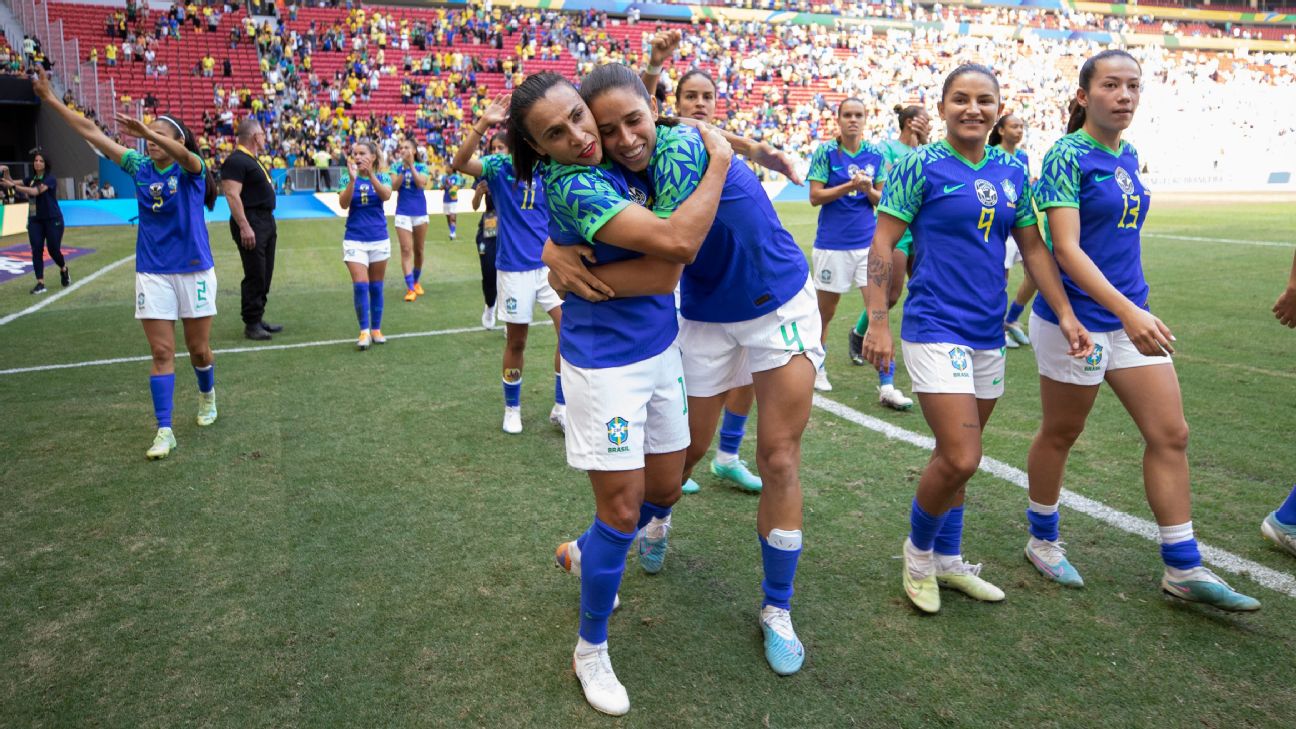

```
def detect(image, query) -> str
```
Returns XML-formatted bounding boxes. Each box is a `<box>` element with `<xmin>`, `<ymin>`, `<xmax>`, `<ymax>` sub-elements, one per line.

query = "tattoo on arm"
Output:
<box><xmin>868</xmin><ymin>257</ymin><xmax>892</xmax><ymax>289</ymax></box>
<box><xmin>871</xmin><ymin>309</ymin><xmax>888</xmax><ymax>321</ymax></box>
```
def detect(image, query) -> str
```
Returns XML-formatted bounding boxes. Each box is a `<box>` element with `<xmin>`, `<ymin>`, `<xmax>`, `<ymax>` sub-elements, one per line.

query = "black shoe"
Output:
<box><xmin>244</xmin><ymin>323</ymin><xmax>272</xmax><ymax>341</ymax></box>
<box><xmin>848</xmin><ymin>328</ymin><xmax>865</xmax><ymax>366</ymax></box>
<box><xmin>30</xmin><ymin>282</ymin><xmax>47</xmax><ymax>295</ymax></box>
<box><xmin>60</xmin><ymin>268</ymin><xmax>71</xmax><ymax>287</ymax></box>
<box><xmin>259</xmin><ymin>321</ymin><xmax>284</xmax><ymax>333</ymax></box>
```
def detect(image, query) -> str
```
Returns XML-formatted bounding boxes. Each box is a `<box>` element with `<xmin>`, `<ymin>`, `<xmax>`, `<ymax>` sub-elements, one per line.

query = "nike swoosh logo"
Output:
<box><xmin>1094</xmin><ymin>173</ymin><xmax>1114</xmax><ymax>182</ymax></box>
<box><xmin>992</xmin><ymin>377</ymin><xmax>1003</xmax><ymax>385</ymax></box>
<box><xmin>943</xmin><ymin>184</ymin><xmax>965</xmax><ymax>193</ymax></box>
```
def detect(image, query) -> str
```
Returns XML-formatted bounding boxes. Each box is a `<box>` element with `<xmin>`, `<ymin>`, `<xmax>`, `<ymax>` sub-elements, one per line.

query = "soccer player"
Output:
<box><xmin>1263</xmin><ymin>249</ymin><xmax>1296</xmax><ymax>556</ymax></box>
<box><xmin>543</xmin><ymin>64</ymin><xmax>823</xmax><ymax>677</ymax></box>
<box><xmin>441</xmin><ymin>169</ymin><xmax>462</xmax><ymax>240</ymax></box>
<box><xmin>861</xmin><ymin>64</ymin><xmax>1092</xmax><ymax>615</ymax></box>
<box><xmin>806</xmin><ymin>98</ymin><xmax>908</xmax><ymax>410</ymax></box>
<box><xmin>30</xmin><ymin>68</ymin><xmax>219</xmax><ymax>460</ymax></box>
<box><xmin>848</xmin><ymin>103</ymin><xmax>928</xmax><ymax>410</ymax></box>
<box><xmin>471</xmin><ymin>171</ymin><xmax>499</xmax><ymax>330</ymax></box>
<box><xmin>391</xmin><ymin>137</ymin><xmax>430</xmax><ymax>302</ymax></box>
<box><xmin>0</xmin><ymin>150</ymin><xmax>68</xmax><ymax>294</ymax></box>
<box><xmin>1024</xmin><ymin>50</ymin><xmax>1260</xmax><ymax>611</ymax></box>
<box><xmin>338</xmin><ymin>140</ymin><xmax>392</xmax><ymax>351</ymax></box>
<box><xmin>452</xmin><ymin>95</ymin><xmax>564</xmax><ymax>434</ymax></box>
<box><xmin>989</xmin><ymin>113</ymin><xmax>1037</xmax><ymax>349</ymax></box>
<box><xmin>509</xmin><ymin>71</ymin><xmax>733</xmax><ymax>716</ymax></box>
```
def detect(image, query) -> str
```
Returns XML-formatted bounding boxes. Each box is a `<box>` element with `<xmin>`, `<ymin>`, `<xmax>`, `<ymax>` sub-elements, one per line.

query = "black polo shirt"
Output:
<box><xmin>220</xmin><ymin>148</ymin><xmax>276</xmax><ymax>211</ymax></box>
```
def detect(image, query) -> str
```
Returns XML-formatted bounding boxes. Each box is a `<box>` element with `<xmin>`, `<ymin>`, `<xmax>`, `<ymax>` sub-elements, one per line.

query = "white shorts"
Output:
<box><xmin>679</xmin><ymin>277</ymin><xmax>826</xmax><ymax>398</ymax></box>
<box><xmin>497</xmin><ymin>267</ymin><xmax>562</xmax><ymax>324</ymax></box>
<box><xmin>343</xmin><ymin>239</ymin><xmax>392</xmax><ymax>265</ymax></box>
<box><xmin>1004</xmin><ymin>236</ymin><xmax>1023</xmax><ymax>269</ymax></box>
<box><xmin>135</xmin><ymin>268</ymin><xmax>217</xmax><ymax>320</ymax></box>
<box><xmin>561</xmin><ymin>345</ymin><xmax>691</xmax><ymax>471</ymax></box>
<box><xmin>394</xmin><ymin>214</ymin><xmax>429</xmax><ymax>231</ymax></box>
<box><xmin>1030</xmin><ymin>311</ymin><xmax>1172</xmax><ymax>386</ymax></box>
<box><xmin>902</xmin><ymin>340</ymin><xmax>1005</xmax><ymax>399</ymax></box>
<box><xmin>812</xmin><ymin>247</ymin><xmax>869</xmax><ymax>294</ymax></box>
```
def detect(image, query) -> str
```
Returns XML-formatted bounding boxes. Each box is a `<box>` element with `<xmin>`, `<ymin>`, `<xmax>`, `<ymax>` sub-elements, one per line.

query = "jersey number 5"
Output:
<box><xmin>977</xmin><ymin>207</ymin><xmax>995</xmax><ymax>243</ymax></box>
<box><xmin>1117</xmin><ymin>194</ymin><xmax>1141</xmax><ymax>229</ymax></box>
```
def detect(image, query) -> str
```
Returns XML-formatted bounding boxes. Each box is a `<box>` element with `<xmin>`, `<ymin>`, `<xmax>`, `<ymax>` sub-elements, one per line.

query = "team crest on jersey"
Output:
<box><xmin>948</xmin><ymin>347</ymin><xmax>969</xmax><ymax>373</ymax></box>
<box><xmin>606</xmin><ymin>417</ymin><xmax>629</xmax><ymax>446</ymax></box>
<box><xmin>167</xmin><ymin>176</ymin><xmax>178</xmax><ymax>194</ymax></box>
<box><xmin>136</xmin><ymin>292</ymin><xmax>145</xmax><ymax>310</ymax></box>
<box><xmin>1085</xmin><ymin>343</ymin><xmax>1105</xmax><ymax>370</ymax></box>
<box><xmin>819</xmin><ymin>268</ymin><xmax>832</xmax><ymax>284</ymax></box>
<box><xmin>1000</xmin><ymin>179</ymin><xmax>1018</xmax><ymax>204</ymax></box>
<box><xmin>505</xmin><ymin>297</ymin><xmax>518</xmax><ymax>314</ymax></box>
<box><xmin>974</xmin><ymin>179</ymin><xmax>998</xmax><ymax>207</ymax></box>
<box><xmin>628</xmin><ymin>185</ymin><xmax>649</xmax><ymax>207</ymax></box>
<box><xmin>1114</xmin><ymin>167</ymin><xmax>1135</xmax><ymax>195</ymax></box>
<box><xmin>148</xmin><ymin>181</ymin><xmax>164</xmax><ymax>198</ymax></box>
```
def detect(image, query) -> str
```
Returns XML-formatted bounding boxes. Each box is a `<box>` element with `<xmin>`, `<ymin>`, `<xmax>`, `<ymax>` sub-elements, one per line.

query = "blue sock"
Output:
<box><xmin>1161</xmin><ymin>539</ymin><xmax>1203</xmax><ymax>570</ymax></box>
<box><xmin>879</xmin><ymin>360</ymin><xmax>895</xmax><ymax>387</ymax></box>
<box><xmin>578</xmin><ymin>517</ymin><xmax>635</xmax><ymax>644</ymax></box>
<box><xmin>908</xmin><ymin>499</ymin><xmax>944</xmax><ymax>552</ymax></box>
<box><xmin>352</xmin><ymin>282</ymin><xmax>369</xmax><ymax>330</ymax></box>
<box><xmin>412</xmin><ymin>267</ymin><xmax>422</xmax><ymax>284</ymax></box>
<box><xmin>404</xmin><ymin>273</ymin><xmax>415</xmax><ymax>291</ymax></box>
<box><xmin>502</xmin><ymin>378</ymin><xmax>521</xmax><ymax>407</ymax></box>
<box><xmin>554</xmin><ymin>373</ymin><xmax>565</xmax><ymax>406</ymax></box>
<box><xmin>934</xmin><ymin>505</ymin><xmax>964</xmax><ymax>557</ymax></box>
<box><xmin>759</xmin><ymin>529</ymin><xmax>802</xmax><ymax>610</ymax></box>
<box><xmin>149</xmin><ymin>373</ymin><xmax>175</xmax><ymax>428</ymax></box>
<box><xmin>193</xmin><ymin>364</ymin><xmax>214</xmax><ymax>394</ymax></box>
<box><xmin>1006</xmin><ymin>301</ymin><xmax>1025</xmax><ymax>324</ymax></box>
<box><xmin>368</xmin><ymin>281</ymin><xmax>384</xmax><ymax>329</ymax></box>
<box><xmin>718</xmin><ymin>408</ymin><xmax>747</xmax><ymax>455</ymax></box>
<box><xmin>1027</xmin><ymin>508</ymin><xmax>1060</xmax><ymax>542</ymax></box>
<box><xmin>1275</xmin><ymin>485</ymin><xmax>1296</xmax><ymax>525</ymax></box>
<box><xmin>637</xmin><ymin>500</ymin><xmax>672</xmax><ymax>530</ymax></box>
<box><xmin>449</xmin><ymin>222</ymin><xmax>457</xmax><ymax>236</ymax></box>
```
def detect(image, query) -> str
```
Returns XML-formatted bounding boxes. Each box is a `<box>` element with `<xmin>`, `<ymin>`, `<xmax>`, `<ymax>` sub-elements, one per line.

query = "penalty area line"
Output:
<box><xmin>0</xmin><ymin>254</ymin><xmax>136</xmax><ymax>327</ymax></box>
<box><xmin>812</xmin><ymin>394</ymin><xmax>1296</xmax><ymax>599</ymax></box>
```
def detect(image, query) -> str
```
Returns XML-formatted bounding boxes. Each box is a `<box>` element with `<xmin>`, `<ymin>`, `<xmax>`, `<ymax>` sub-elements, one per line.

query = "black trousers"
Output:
<box><xmin>29</xmin><ymin>217</ymin><xmax>66</xmax><ymax>280</ymax></box>
<box><xmin>231</xmin><ymin>208</ymin><xmax>277</xmax><ymax>325</ymax></box>
<box><xmin>477</xmin><ymin>228</ymin><xmax>497</xmax><ymax>308</ymax></box>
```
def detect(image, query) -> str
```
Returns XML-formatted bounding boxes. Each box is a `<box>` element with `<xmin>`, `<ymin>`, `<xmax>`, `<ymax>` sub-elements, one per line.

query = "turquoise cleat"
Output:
<box><xmin>1161</xmin><ymin>567</ymin><xmax>1261</xmax><ymax>612</ymax></box>
<box><xmin>681</xmin><ymin>478</ymin><xmax>700</xmax><ymax>495</ymax></box>
<box><xmin>637</xmin><ymin>517</ymin><xmax>671</xmax><ymax>575</ymax></box>
<box><xmin>1261</xmin><ymin>512</ymin><xmax>1296</xmax><ymax>558</ymax></box>
<box><xmin>711</xmin><ymin>458</ymin><xmax>762</xmax><ymax>492</ymax></box>
<box><xmin>759</xmin><ymin>605</ymin><xmax>805</xmax><ymax>676</ymax></box>
<box><xmin>1024</xmin><ymin>538</ymin><xmax>1085</xmax><ymax>588</ymax></box>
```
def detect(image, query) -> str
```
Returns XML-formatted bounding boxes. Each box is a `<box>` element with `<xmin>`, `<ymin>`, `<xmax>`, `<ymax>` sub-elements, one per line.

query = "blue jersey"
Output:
<box><xmin>391</xmin><ymin>161</ymin><xmax>430</xmax><ymax>216</ymax></box>
<box><xmin>119</xmin><ymin>150</ymin><xmax>214</xmax><ymax>274</ymax></box>
<box><xmin>542</xmin><ymin>160</ymin><xmax>677</xmax><ymax>369</ymax></box>
<box><xmin>1033</xmin><ymin>129</ymin><xmax>1152</xmax><ymax>332</ymax></box>
<box><xmin>879</xmin><ymin>138</ymin><xmax>918</xmax><ymax>256</ymax></box>
<box><xmin>996</xmin><ymin>146</ymin><xmax>1030</xmax><ymax>175</ymax></box>
<box><xmin>442</xmin><ymin>172</ymin><xmax>463</xmax><ymax>203</ymax></box>
<box><xmin>338</xmin><ymin>171</ymin><xmax>392</xmax><ymax>241</ymax></box>
<box><xmin>806</xmin><ymin>139</ymin><xmax>886</xmax><ymax>250</ymax></box>
<box><xmin>480</xmin><ymin>154</ymin><xmax>549</xmax><ymax>272</ymax></box>
<box><xmin>879</xmin><ymin>140</ymin><xmax>1037</xmax><ymax>349</ymax></box>
<box><xmin>644</xmin><ymin>125</ymin><xmax>808</xmax><ymax>323</ymax></box>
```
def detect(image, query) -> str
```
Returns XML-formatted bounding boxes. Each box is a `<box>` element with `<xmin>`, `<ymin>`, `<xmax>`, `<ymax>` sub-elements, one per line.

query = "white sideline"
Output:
<box><xmin>1144</xmin><ymin>233</ymin><xmax>1293</xmax><ymax>248</ymax></box>
<box><xmin>0</xmin><ymin>254</ymin><xmax>136</xmax><ymax>326</ymax></box>
<box><xmin>813</xmin><ymin>394</ymin><xmax>1296</xmax><ymax>599</ymax></box>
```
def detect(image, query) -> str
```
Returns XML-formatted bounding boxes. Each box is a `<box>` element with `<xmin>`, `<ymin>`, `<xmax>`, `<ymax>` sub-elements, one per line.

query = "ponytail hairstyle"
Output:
<box><xmin>488</xmin><ymin>130</ymin><xmax>510</xmax><ymax>153</ymax></box>
<box><xmin>988</xmin><ymin>113</ymin><xmax>1017</xmax><ymax>147</ymax></box>
<box><xmin>352</xmin><ymin>138</ymin><xmax>383</xmax><ymax>172</ymax></box>
<box><xmin>159</xmin><ymin>113</ymin><xmax>218</xmax><ymax>210</ymax></box>
<box><xmin>507</xmin><ymin>72</ymin><xmax>573</xmax><ymax>184</ymax></box>
<box><xmin>579</xmin><ymin>62</ymin><xmax>678</xmax><ymax>127</ymax></box>
<box><xmin>835</xmin><ymin>96</ymin><xmax>866</xmax><ymax>145</ymax></box>
<box><xmin>894</xmin><ymin>103</ymin><xmax>924</xmax><ymax>132</ymax></box>
<box><xmin>1067</xmin><ymin>49</ymin><xmax>1141</xmax><ymax>134</ymax></box>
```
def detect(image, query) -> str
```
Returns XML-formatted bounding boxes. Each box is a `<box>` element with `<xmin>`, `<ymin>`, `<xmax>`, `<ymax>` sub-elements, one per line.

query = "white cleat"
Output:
<box><xmin>356</xmin><ymin>330</ymin><xmax>371</xmax><ymax>351</ymax></box>
<box><xmin>549</xmin><ymin>403</ymin><xmax>567</xmax><ymax>433</ymax></box>
<box><xmin>878</xmin><ymin>384</ymin><xmax>914</xmax><ymax>411</ymax></box>
<box><xmin>481</xmin><ymin>304</ymin><xmax>496</xmax><ymax>330</ymax></box>
<box><xmin>196</xmin><ymin>389</ymin><xmax>218</xmax><ymax>426</ymax></box>
<box><xmin>145</xmin><ymin>427</ymin><xmax>177</xmax><ymax>460</ymax></box>
<box><xmin>503</xmin><ymin>406</ymin><xmax>523</xmax><ymax>434</ymax></box>
<box><xmin>573</xmin><ymin>644</ymin><xmax>630</xmax><ymax>716</ymax></box>
<box><xmin>813</xmin><ymin>367</ymin><xmax>833</xmax><ymax>392</ymax></box>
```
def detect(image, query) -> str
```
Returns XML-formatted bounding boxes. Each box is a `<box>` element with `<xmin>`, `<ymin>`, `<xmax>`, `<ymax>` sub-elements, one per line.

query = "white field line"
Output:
<box><xmin>0</xmin><ymin>322</ymin><xmax>548</xmax><ymax>376</ymax></box>
<box><xmin>0</xmin><ymin>254</ymin><xmax>136</xmax><ymax>326</ymax></box>
<box><xmin>813</xmin><ymin>394</ymin><xmax>1296</xmax><ymax>599</ymax></box>
<box><xmin>1143</xmin><ymin>233</ymin><xmax>1293</xmax><ymax>248</ymax></box>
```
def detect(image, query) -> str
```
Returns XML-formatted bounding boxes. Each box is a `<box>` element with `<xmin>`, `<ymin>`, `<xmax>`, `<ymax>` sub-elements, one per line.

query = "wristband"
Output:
<box><xmin>646</xmin><ymin>63</ymin><xmax>662</xmax><ymax>75</ymax></box>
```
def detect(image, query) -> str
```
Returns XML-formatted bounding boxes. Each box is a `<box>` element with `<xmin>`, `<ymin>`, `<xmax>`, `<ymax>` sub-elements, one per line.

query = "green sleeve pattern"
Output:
<box><xmin>336</xmin><ymin>170</ymin><xmax>351</xmax><ymax>193</ymax></box>
<box><xmin>120</xmin><ymin>149</ymin><xmax>145</xmax><ymax>176</ymax></box>
<box><xmin>479</xmin><ymin>154</ymin><xmax>502</xmax><ymax>182</ymax></box>
<box><xmin>1013</xmin><ymin>174</ymin><xmax>1038</xmax><ymax>229</ymax></box>
<box><xmin>649</xmin><ymin>125</ymin><xmax>707</xmax><ymax>219</ymax></box>
<box><xmin>806</xmin><ymin>143</ymin><xmax>830</xmax><ymax>184</ymax></box>
<box><xmin>876</xmin><ymin>150</ymin><xmax>926</xmax><ymax>223</ymax></box>
<box><xmin>543</xmin><ymin>164</ymin><xmax>631</xmax><ymax>243</ymax></box>
<box><xmin>1038</xmin><ymin>141</ymin><xmax>1081</xmax><ymax>210</ymax></box>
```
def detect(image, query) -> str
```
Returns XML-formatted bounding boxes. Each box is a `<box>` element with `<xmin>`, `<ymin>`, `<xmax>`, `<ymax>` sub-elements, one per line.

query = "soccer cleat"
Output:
<box><xmin>848</xmin><ymin>329</ymin><xmax>866</xmax><ymax>366</ymax></box>
<box><xmin>60</xmin><ymin>268</ymin><xmax>71</xmax><ymax>287</ymax></box>
<box><xmin>710</xmin><ymin>458</ymin><xmax>762</xmax><ymax>492</ymax></box>
<box><xmin>413</xmin><ymin>282</ymin><xmax>425</xmax><ymax>296</ymax></box>
<box><xmin>1161</xmin><ymin>567</ymin><xmax>1261</xmax><ymax>612</ymax></box>
<box><xmin>681</xmin><ymin>478</ymin><xmax>700</xmax><ymax>495</ymax></box>
<box><xmin>878</xmin><ymin>384</ymin><xmax>914</xmax><ymax>411</ymax></box>
<box><xmin>759</xmin><ymin>605</ymin><xmax>805</xmax><ymax>676</ymax></box>
<box><xmin>145</xmin><ymin>427</ymin><xmax>177</xmax><ymax>460</ymax></box>
<box><xmin>196</xmin><ymin>389</ymin><xmax>218</xmax><ymax>427</ymax></box>
<box><xmin>1006</xmin><ymin>321</ymin><xmax>1031</xmax><ymax>347</ymax></box>
<box><xmin>554</xmin><ymin>540</ymin><xmax>620</xmax><ymax>610</ymax></box>
<box><xmin>502</xmin><ymin>405</ymin><xmax>522</xmax><ymax>434</ymax></box>
<box><xmin>813</xmin><ymin>367</ymin><xmax>832</xmax><ymax>392</ymax></box>
<box><xmin>481</xmin><ymin>304</ymin><xmax>496</xmax><ymax>330</ymax></box>
<box><xmin>1004</xmin><ymin>334</ymin><xmax>1020</xmax><ymax>349</ymax></box>
<box><xmin>936</xmin><ymin>557</ymin><xmax>1006</xmax><ymax>602</ymax></box>
<box><xmin>1024</xmin><ymin>538</ymin><xmax>1085</xmax><ymax>587</ymax></box>
<box><xmin>371</xmin><ymin>329</ymin><xmax>387</xmax><ymax>344</ymax></box>
<box><xmin>30</xmin><ymin>282</ymin><xmax>47</xmax><ymax>295</ymax></box>
<box><xmin>637</xmin><ymin>517</ymin><xmax>670</xmax><ymax>575</ymax></box>
<box><xmin>403</xmin><ymin>289</ymin><xmax>417</xmax><ymax>302</ymax></box>
<box><xmin>902</xmin><ymin>539</ymin><xmax>940</xmax><ymax>614</ymax></box>
<box><xmin>1262</xmin><ymin>512</ymin><xmax>1296</xmax><ymax>558</ymax></box>
<box><xmin>356</xmin><ymin>330</ymin><xmax>371</xmax><ymax>351</ymax></box>
<box><xmin>573</xmin><ymin>644</ymin><xmax>630</xmax><ymax>716</ymax></box>
<box><xmin>549</xmin><ymin>403</ymin><xmax>567</xmax><ymax>433</ymax></box>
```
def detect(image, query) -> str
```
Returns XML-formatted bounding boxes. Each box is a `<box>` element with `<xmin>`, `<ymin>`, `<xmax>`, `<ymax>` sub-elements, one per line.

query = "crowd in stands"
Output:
<box><xmin>0</xmin><ymin>31</ymin><xmax>52</xmax><ymax>75</ymax></box>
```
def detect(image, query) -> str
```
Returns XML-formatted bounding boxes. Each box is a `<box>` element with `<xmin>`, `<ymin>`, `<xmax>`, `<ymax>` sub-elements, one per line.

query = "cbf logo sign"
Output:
<box><xmin>974</xmin><ymin>179</ymin><xmax>998</xmax><ymax>207</ymax></box>
<box><xmin>505</xmin><ymin>297</ymin><xmax>518</xmax><ymax>315</ymax></box>
<box><xmin>1000</xmin><ymin>178</ymin><xmax>1018</xmax><ymax>205</ymax></box>
<box><xmin>819</xmin><ymin>268</ymin><xmax>832</xmax><ymax>284</ymax></box>
<box><xmin>1084</xmin><ymin>343</ymin><xmax>1105</xmax><ymax>371</ymax></box>
<box><xmin>606</xmin><ymin>416</ymin><xmax>630</xmax><ymax>453</ymax></box>
<box><xmin>948</xmin><ymin>347</ymin><xmax>970</xmax><ymax>377</ymax></box>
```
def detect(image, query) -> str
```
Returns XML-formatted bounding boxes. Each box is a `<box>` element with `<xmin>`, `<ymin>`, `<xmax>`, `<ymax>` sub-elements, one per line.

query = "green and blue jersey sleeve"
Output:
<box><xmin>1037</xmin><ymin>141</ymin><xmax>1081</xmax><ymax>210</ymax></box>
<box><xmin>479</xmin><ymin>154</ymin><xmax>503</xmax><ymax>182</ymax></box>
<box><xmin>120</xmin><ymin>149</ymin><xmax>146</xmax><ymax>177</ymax></box>
<box><xmin>649</xmin><ymin>125</ymin><xmax>707</xmax><ymax>219</ymax></box>
<box><xmin>877</xmin><ymin>150</ymin><xmax>926</xmax><ymax>223</ymax></box>
<box><xmin>806</xmin><ymin>143</ymin><xmax>831</xmax><ymax>184</ymax></box>
<box><xmin>543</xmin><ymin>164</ymin><xmax>631</xmax><ymax>244</ymax></box>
